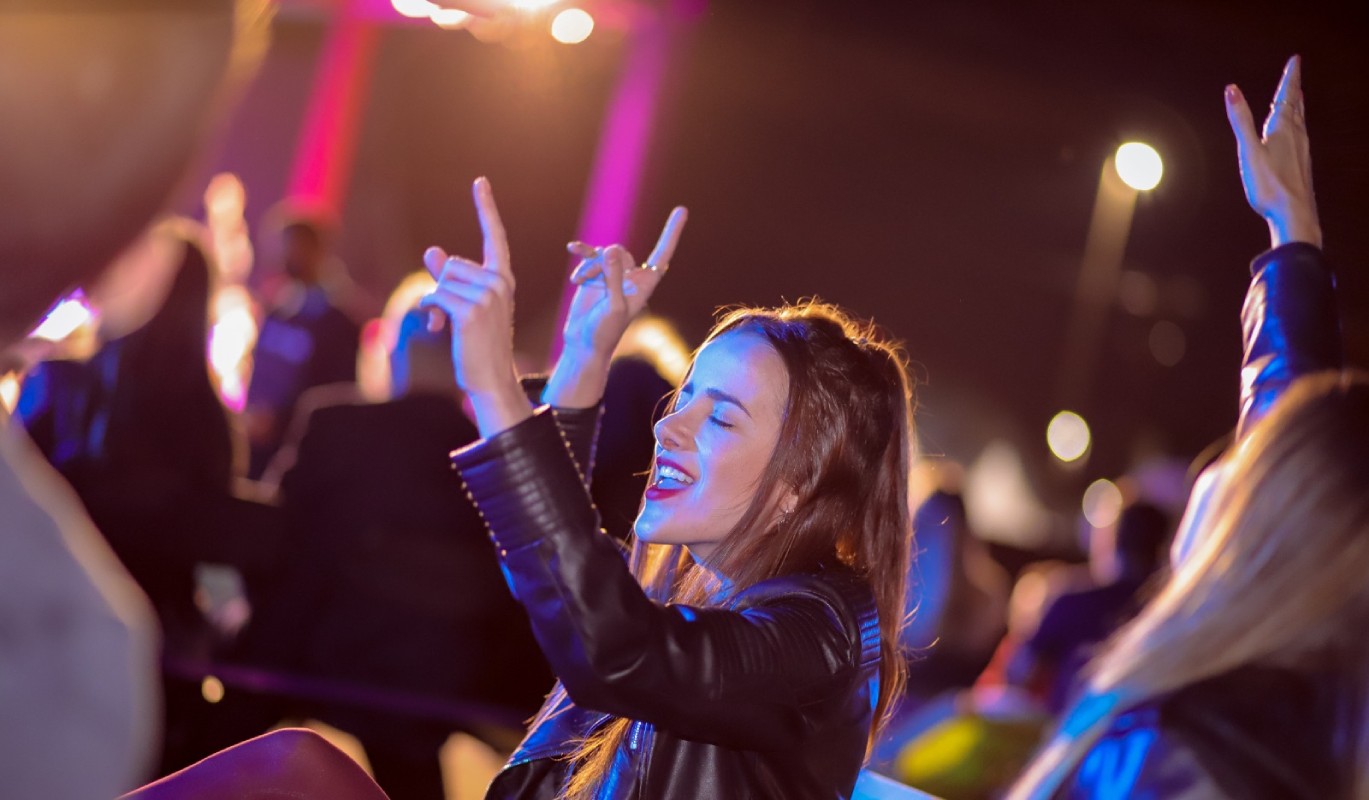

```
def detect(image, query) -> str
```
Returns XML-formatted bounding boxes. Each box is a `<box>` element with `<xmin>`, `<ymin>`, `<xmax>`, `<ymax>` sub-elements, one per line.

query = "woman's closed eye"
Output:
<box><xmin>709</xmin><ymin>415</ymin><xmax>736</xmax><ymax>430</ymax></box>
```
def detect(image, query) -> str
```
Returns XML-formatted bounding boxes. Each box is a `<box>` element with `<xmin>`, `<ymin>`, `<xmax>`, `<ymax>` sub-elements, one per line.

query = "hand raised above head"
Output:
<box><xmin>418</xmin><ymin>177</ymin><xmax>529</xmax><ymax>433</ymax></box>
<box><xmin>1225</xmin><ymin>55</ymin><xmax>1322</xmax><ymax>249</ymax></box>
<box><xmin>561</xmin><ymin>206</ymin><xmax>688</xmax><ymax>357</ymax></box>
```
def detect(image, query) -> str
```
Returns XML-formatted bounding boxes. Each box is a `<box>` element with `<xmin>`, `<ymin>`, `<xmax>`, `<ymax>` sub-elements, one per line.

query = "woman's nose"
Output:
<box><xmin>654</xmin><ymin>409</ymin><xmax>691</xmax><ymax>451</ymax></box>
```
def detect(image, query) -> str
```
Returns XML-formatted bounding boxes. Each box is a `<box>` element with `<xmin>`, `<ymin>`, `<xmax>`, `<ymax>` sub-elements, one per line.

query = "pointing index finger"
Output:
<box><xmin>1271</xmin><ymin>55</ymin><xmax>1302</xmax><ymax>110</ymax></box>
<box><xmin>1264</xmin><ymin>55</ymin><xmax>1304</xmax><ymax>137</ymax></box>
<box><xmin>473</xmin><ymin>176</ymin><xmax>511</xmax><ymax>277</ymax></box>
<box><xmin>645</xmin><ymin>206</ymin><xmax>688</xmax><ymax>269</ymax></box>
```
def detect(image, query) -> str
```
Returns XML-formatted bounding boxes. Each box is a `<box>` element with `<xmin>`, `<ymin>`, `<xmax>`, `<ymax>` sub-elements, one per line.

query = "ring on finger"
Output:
<box><xmin>643</xmin><ymin>262</ymin><xmax>667</xmax><ymax>273</ymax></box>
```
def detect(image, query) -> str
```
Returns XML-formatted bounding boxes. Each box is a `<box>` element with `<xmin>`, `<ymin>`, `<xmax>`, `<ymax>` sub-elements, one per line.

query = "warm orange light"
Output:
<box><xmin>0</xmin><ymin>373</ymin><xmax>19</xmax><ymax>414</ymax></box>
<box><xmin>550</xmin><ymin>8</ymin><xmax>593</xmax><ymax>44</ymax></box>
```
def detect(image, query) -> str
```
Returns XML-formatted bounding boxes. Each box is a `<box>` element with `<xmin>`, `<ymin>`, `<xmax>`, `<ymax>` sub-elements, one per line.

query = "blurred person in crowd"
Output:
<box><xmin>15</xmin><ymin>219</ymin><xmax>289</xmax><ymax>777</ymax></box>
<box><xmin>18</xmin><ymin>219</ymin><xmax>242</xmax><ymax>653</ymax></box>
<box><xmin>1003</xmin><ymin>498</ymin><xmax>1171</xmax><ymax>713</ymax></box>
<box><xmin>257</xmin><ymin>306</ymin><xmax>551</xmax><ymax>800</ymax></box>
<box><xmin>900</xmin><ymin>487</ymin><xmax>1011</xmax><ymax>703</ymax></box>
<box><xmin>244</xmin><ymin>207</ymin><xmax>362</xmax><ymax>476</ymax></box>
<box><xmin>0</xmin><ymin>2</ymin><xmax>269</xmax><ymax>796</ymax></box>
<box><xmin>1013</xmin><ymin>56</ymin><xmax>1369</xmax><ymax>799</ymax></box>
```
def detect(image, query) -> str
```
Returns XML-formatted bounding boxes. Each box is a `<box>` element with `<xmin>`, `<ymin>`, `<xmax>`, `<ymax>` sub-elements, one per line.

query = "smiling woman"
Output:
<box><xmin>416</xmin><ymin>178</ymin><xmax>918</xmax><ymax>799</ymax></box>
<box><xmin>634</xmin><ymin>330</ymin><xmax>791</xmax><ymax>559</ymax></box>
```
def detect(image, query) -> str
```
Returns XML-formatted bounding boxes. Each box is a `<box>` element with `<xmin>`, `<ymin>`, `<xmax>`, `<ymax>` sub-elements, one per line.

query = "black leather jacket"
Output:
<box><xmin>452</xmin><ymin>403</ymin><xmax>882</xmax><ymax>799</ymax></box>
<box><xmin>1061</xmin><ymin>242</ymin><xmax>1349</xmax><ymax>798</ymax></box>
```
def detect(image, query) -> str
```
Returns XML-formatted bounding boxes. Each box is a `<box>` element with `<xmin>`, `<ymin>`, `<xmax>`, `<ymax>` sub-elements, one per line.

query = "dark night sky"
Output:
<box><xmin>198</xmin><ymin>0</ymin><xmax>1369</xmax><ymax>520</ymax></box>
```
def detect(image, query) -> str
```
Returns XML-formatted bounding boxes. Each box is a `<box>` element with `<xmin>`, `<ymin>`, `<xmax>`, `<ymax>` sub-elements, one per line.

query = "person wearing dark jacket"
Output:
<box><xmin>263</xmin><ymin>307</ymin><xmax>551</xmax><ymax>799</ymax></box>
<box><xmin>1010</xmin><ymin>56</ymin><xmax>1369</xmax><ymax>799</ymax></box>
<box><xmin>421</xmin><ymin>183</ymin><xmax>916</xmax><ymax>799</ymax></box>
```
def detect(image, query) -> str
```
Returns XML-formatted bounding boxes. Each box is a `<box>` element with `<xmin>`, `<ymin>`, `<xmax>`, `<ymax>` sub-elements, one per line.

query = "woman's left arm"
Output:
<box><xmin>1225</xmin><ymin>56</ymin><xmax>1343</xmax><ymax>437</ymax></box>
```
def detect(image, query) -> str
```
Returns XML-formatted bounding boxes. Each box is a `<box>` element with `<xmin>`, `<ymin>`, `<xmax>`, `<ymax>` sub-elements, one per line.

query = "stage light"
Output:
<box><xmin>514</xmin><ymin>0</ymin><xmax>561</xmax><ymax>9</ymax></box>
<box><xmin>551</xmin><ymin>8</ymin><xmax>593</xmax><ymax>43</ymax></box>
<box><xmin>30</xmin><ymin>294</ymin><xmax>94</xmax><ymax>342</ymax></box>
<box><xmin>1114</xmin><ymin>142</ymin><xmax>1163</xmax><ymax>191</ymax></box>
<box><xmin>201</xmin><ymin>675</ymin><xmax>226</xmax><ymax>704</ymax></box>
<box><xmin>430</xmin><ymin>7</ymin><xmax>471</xmax><ymax>27</ymax></box>
<box><xmin>209</xmin><ymin>286</ymin><xmax>258</xmax><ymax>412</ymax></box>
<box><xmin>1047</xmin><ymin>410</ymin><xmax>1091</xmax><ymax>463</ymax></box>
<box><xmin>1082</xmin><ymin>478</ymin><xmax>1123</xmax><ymax>528</ymax></box>
<box><xmin>0</xmin><ymin>373</ymin><xmax>18</xmax><ymax>414</ymax></box>
<box><xmin>392</xmin><ymin>0</ymin><xmax>438</xmax><ymax>18</ymax></box>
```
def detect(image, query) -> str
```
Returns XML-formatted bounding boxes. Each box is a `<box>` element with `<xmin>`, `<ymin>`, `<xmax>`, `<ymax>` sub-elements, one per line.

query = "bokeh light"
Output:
<box><xmin>209</xmin><ymin>286</ymin><xmax>258</xmax><ymax>413</ymax></box>
<box><xmin>201</xmin><ymin>675</ymin><xmax>226</xmax><ymax>704</ymax></box>
<box><xmin>1047</xmin><ymin>410</ymin><xmax>1091</xmax><ymax>463</ymax></box>
<box><xmin>392</xmin><ymin>0</ymin><xmax>438</xmax><ymax>18</ymax></box>
<box><xmin>1114</xmin><ymin>142</ymin><xmax>1163</xmax><ymax>191</ymax></box>
<box><xmin>1082</xmin><ymin>478</ymin><xmax>1124</xmax><ymax>528</ymax></box>
<box><xmin>430</xmin><ymin>7</ymin><xmax>471</xmax><ymax>28</ymax></box>
<box><xmin>550</xmin><ymin>8</ymin><xmax>594</xmax><ymax>44</ymax></box>
<box><xmin>1149</xmin><ymin>319</ymin><xmax>1186</xmax><ymax>367</ymax></box>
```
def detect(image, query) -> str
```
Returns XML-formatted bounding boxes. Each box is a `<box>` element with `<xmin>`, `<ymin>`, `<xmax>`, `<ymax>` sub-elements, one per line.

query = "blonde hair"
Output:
<box><xmin>1011</xmin><ymin>371</ymin><xmax>1369</xmax><ymax>799</ymax></box>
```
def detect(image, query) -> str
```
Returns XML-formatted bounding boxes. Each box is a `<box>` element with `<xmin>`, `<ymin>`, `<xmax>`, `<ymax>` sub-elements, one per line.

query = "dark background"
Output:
<box><xmin>192</xmin><ymin>0</ymin><xmax>1369</xmax><ymax>537</ymax></box>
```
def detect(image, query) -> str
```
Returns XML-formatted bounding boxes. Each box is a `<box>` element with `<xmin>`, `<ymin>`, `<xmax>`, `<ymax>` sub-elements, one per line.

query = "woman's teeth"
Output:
<box><xmin>657</xmin><ymin>464</ymin><xmax>694</xmax><ymax>486</ymax></box>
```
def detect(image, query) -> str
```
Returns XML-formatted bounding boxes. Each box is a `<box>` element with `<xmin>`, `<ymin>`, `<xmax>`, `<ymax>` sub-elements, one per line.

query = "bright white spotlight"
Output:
<box><xmin>30</xmin><ymin>295</ymin><xmax>94</xmax><ymax>342</ymax></box>
<box><xmin>1114</xmin><ymin>142</ymin><xmax>1163</xmax><ymax>191</ymax></box>
<box><xmin>430</xmin><ymin>7</ymin><xmax>471</xmax><ymax>27</ymax></box>
<box><xmin>1047</xmin><ymin>410</ymin><xmax>1091</xmax><ymax>463</ymax></box>
<box><xmin>1082</xmin><ymin>478</ymin><xmax>1123</xmax><ymax>528</ymax></box>
<box><xmin>551</xmin><ymin>8</ymin><xmax>593</xmax><ymax>43</ymax></box>
<box><xmin>392</xmin><ymin>0</ymin><xmax>438</xmax><ymax>19</ymax></box>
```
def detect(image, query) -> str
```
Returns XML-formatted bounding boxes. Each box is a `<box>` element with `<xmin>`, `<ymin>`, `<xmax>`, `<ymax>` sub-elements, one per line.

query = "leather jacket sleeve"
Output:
<box><xmin>451</xmin><ymin>408</ymin><xmax>869</xmax><ymax>752</ymax></box>
<box><xmin>1237</xmin><ymin>242</ymin><xmax>1342</xmax><ymax>438</ymax></box>
<box><xmin>518</xmin><ymin>374</ymin><xmax>600</xmax><ymax>485</ymax></box>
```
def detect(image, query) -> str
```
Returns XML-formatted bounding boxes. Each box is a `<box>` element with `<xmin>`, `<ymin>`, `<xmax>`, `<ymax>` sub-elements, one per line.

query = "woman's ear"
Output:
<box><xmin>774</xmin><ymin>486</ymin><xmax>799</xmax><ymax>524</ymax></box>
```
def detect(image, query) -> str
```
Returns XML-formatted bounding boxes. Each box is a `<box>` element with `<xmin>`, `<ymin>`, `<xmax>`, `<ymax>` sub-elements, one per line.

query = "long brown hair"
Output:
<box><xmin>551</xmin><ymin>300</ymin><xmax>917</xmax><ymax>799</ymax></box>
<box><xmin>1011</xmin><ymin>371</ymin><xmax>1369</xmax><ymax>799</ymax></box>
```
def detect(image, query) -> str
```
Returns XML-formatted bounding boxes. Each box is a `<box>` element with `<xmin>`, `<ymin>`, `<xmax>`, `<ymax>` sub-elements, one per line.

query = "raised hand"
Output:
<box><xmin>419</xmin><ymin>177</ymin><xmax>530</xmax><ymax>434</ymax></box>
<box><xmin>540</xmin><ymin>206</ymin><xmax>687</xmax><ymax>411</ymax></box>
<box><xmin>560</xmin><ymin>206</ymin><xmax>688</xmax><ymax>358</ymax></box>
<box><xmin>1224</xmin><ymin>55</ymin><xmax>1321</xmax><ymax>248</ymax></box>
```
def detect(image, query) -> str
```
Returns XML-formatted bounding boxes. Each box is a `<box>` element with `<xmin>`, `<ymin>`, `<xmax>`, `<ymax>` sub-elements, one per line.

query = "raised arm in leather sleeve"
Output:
<box><xmin>1237</xmin><ymin>242</ymin><xmax>1343</xmax><ymax>438</ymax></box>
<box><xmin>549</xmin><ymin>405</ymin><xmax>602</xmax><ymax>488</ymax></box>
<box><xmin>518</xmin><ymin>375</ymin><xmax>601</xmax><ymax>484</ymax></box>
<box><xmin>452</xmin><ymin>409</ymin><xmax>872</xmax><ymax>751</ymax></box>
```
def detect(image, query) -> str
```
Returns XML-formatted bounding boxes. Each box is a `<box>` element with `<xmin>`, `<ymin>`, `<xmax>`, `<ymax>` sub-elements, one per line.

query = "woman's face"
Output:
<box><xmin>634</xmin><ymin>331</ymin><xmax>790</xmax><ymax>560</ymax></box>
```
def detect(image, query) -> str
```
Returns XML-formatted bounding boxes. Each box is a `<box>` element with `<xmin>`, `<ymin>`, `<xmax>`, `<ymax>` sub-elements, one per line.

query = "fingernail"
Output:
<box><xmin>1225</xmin><ymin>84</ymin><xmax>1240</xmax><ymax>102</ymax></box>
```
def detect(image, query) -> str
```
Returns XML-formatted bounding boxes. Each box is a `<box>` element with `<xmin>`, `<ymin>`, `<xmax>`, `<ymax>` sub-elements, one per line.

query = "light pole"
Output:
<box><xmin>1055</xmin><ymin>142</ymin><xmax>1163</xmax><ymax>408</ymax></box>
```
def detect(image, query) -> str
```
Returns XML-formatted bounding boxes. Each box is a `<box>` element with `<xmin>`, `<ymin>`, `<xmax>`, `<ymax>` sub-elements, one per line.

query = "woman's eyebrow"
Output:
<box><xmin>704</xmin><ymin>387</ymin><xmax>753</xmax><ymax>418</ymax></box>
